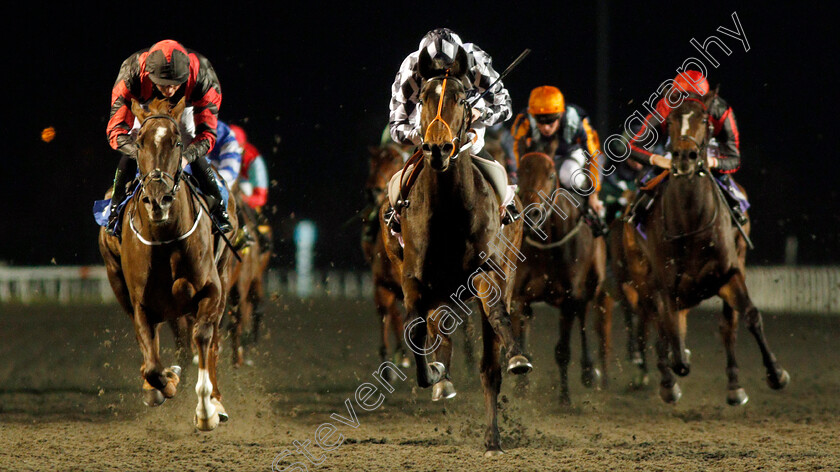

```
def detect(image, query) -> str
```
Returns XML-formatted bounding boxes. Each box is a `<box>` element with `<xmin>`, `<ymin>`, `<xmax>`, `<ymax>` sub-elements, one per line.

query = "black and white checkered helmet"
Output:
<box><xmin>418</xmin><ymin>28</ymin><xmax>465</xmax><ymax>66</ymax></box>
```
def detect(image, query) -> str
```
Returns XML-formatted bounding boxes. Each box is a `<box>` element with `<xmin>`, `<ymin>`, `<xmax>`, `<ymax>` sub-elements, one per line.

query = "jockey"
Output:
<box><xmin>623</xmin><ymin>70</ymin><xmax>748</xmax><ymax>225</ymax></box>
<box><xmin>207</xmin><ymin>121</ymin><xmax>242</xmax><ymax>190</ymax></box>
<box><xmin>387</xmin><ymin>28</ymin><xmax>519</xmax><ymax>226</ymax></box>
<box><xmin>106</xmin><ymin>39</ymin><xmax>232</xmax><ymax>234</ymax></box>
<box><xmin>511</xmin><ymin>85</ymin><xmax>608</xmax><ymax>236</ymax></box>
<box><xmin>229</xmin><ymin>124</ymin><xmax>272</xmax><ymax>251</ymax></box>
<box><xmin>229</xmin><ymin>124</ymin><xmax>269</xmax><ymax>210</ymax></box>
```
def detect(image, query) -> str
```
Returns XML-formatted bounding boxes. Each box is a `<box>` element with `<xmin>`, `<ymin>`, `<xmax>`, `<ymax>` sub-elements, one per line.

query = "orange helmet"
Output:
<box><xmin>528</xmin><ymin>86</ymin><xmax>565</xmax><ymax>116</ymax></box>
<box><xmin>674</xmin><ymin>70</ymin><xmax>709</xmax><ymax>95</ymax></box>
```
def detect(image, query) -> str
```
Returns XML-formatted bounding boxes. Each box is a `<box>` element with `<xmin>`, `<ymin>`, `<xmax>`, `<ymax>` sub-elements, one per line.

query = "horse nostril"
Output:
<box><xmin>162</xmin><ymin>195</ymin><xmax>174</xmax><ymax>205</ymax></box>
<box><xmin>441</xmin><ymin>143</ymin><xmax>454</xmax><ymax>156</ymax></box>
<box><xmin>689</xmin><ymin>151</ymin><xmax>698</xmax><ymax>160</ymax></box>
<box><xmin>141</xmin><ymin>196</ymin><xmax>151</xmax><ymax>204</ymax></box>
<box><xmin>421</xmin><ymin>143</ymin><xmax>432</xmax><ymax>153</ymax></box>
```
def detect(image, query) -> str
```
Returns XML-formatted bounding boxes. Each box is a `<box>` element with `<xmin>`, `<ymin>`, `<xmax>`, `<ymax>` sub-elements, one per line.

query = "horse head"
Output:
<box><xmin>417</xmin><ymin>47</ymin><xmax>470</xmax><ymax>172</ymax></box>
<box><xmin>517</xmin><ymin>152</ymin><xmax>556</xmax><ymax>206</ymax></box>
<box><xmin>667</xmin><ymin>87</ymin><xmax>718</xmax><ymax>178</ymax></box>
<box><xmin>366</xmin><ymin>144</ymin><xmax>405</xmax><ymax>202</ymax></box>
<box><xmin>130</xmin><ymin>97</ymin><xmax>187</xmax><ymax>223</ymax></box>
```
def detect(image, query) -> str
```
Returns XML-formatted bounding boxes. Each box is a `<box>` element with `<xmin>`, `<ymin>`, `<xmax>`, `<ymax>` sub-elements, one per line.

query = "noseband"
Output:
<box><xmin>138</xmin><ymin>114</ymin><xmax>184</xmax><ymax>197</ymax></box>
<box><xmin>670</xmin><ymin>98</ymin><xmax>712</xmax><ymax>178</ymax></box>
<box><xmin>422</xmin><ymin>72</ymin><xmax>471</xmax><ymax>158</ymax></box>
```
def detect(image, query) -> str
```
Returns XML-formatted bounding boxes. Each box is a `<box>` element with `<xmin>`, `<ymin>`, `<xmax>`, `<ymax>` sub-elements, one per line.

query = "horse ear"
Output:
<box><xmin>704</xmin><ymin>84</ymin><xmax>720</xmax><ymax>107</ymax></box>
<box><xmin>448</xmin><ymin>47</ymin><xmax>470</xmax><ymax>79</ymax></box>
<box><xmin>417</xmin><ymin>48</ymin><xmax>436</xmax><ymax>80</ymax></box>
<box><xmin>131</xmin><ymin>100</ymin><xmax>147</xmax><ymax>122</ymax></box>
<box><xmin>171</xmin><ymin>97</ymin><xmax>187</xmax><ymax>122</ymax></box>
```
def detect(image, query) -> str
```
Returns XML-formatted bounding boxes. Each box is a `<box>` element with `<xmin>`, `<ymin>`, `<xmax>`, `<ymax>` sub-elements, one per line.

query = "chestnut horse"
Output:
<box><xmin>226</xmin><ymin>186</ymin><xmax>272</xmax><ymax>367</ymax></box>
<box><xmin>363</xmin><ymin>144</ymin><xmax>411</xmax><ymax>374</ymax></box>
<box><xmin>381</xmin><ymin>48</ymin><xmax>529</xmax><ymax>455</ymax></box>
<box><xmin>511</xmin><ymin>152</ymin><xmax>612</xmax><ymax>404</ymax></box>
<box><xmin>614</xmin><ymin>90</ymin><xmax>789</xmax><ymax>405</ymax></box>
<box><xmin>98</xmin><ymin>98</ymin><xmax>238</xmax><ymax>431</ymax></box>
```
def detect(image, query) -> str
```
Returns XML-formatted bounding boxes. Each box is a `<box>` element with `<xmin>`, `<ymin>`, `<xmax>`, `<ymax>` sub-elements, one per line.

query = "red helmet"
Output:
<box><xmin>228</xmin><ymin>124</ymin><xmax>247</xmax><ymax>146</ymax></box>
<box><xmin>674</xmin><ymin>70</ymin><xmax>709</xmax><ymax>95</ymax></box>
<box><xmin>146</xmin><ymin>40</ymin><xmax>190</xmax><ymax>85</ymax></box>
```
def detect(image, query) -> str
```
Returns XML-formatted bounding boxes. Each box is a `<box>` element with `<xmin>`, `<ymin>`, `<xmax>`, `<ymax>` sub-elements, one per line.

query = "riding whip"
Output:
<box><xmin>467</xmin><ymin>48</ymin><xmax>532</xmax><ymax>107</ymax></box>
<box><xmin>182</xmin><ymin>176</ymin><xmax>243</xmax><ymax>262</ymax></box>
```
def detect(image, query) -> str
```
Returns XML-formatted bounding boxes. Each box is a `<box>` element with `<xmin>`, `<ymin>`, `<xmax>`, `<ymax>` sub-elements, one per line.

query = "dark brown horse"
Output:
<box><xmin>380</xmin><ymin>48</ymin><xmax>529</xmax><ymax>455</ymax></box>
<box><xmin>362</xmin><ymin>144</ymin><xmax>411</xmax><ymax>375</ymax></box>
<box><xmin>98</xmin><ymin>98</ymin><xmax>238</xmax><ymax>431</ymax></box>
<box><xmin>511</xmin><ymin>152</ymin><xmax>612</xmax><ymax>404</ymax></box>
<box><xmin>614</xmin><ymin>91</ymin><xmax>789</xmax><ymax>405</ymax></box>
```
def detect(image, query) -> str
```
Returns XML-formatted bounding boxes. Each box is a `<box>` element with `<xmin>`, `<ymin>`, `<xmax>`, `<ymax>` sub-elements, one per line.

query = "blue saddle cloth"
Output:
<box><xmin>93</xmin><ymin>164</ymin><xmax>230</xmax><ymax>236</ymax></box>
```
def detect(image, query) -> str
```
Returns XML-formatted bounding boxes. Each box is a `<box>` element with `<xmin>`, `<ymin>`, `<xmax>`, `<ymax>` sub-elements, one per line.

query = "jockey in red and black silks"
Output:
<box><xmin>624</xmin><ymin>71</ymin><xmax>748</xmax><ymax>225</ymax></box>
<box><xmin>105</xmin><ymin>39</ymin><xmax>232</xmax><ymax>234</ymax></box>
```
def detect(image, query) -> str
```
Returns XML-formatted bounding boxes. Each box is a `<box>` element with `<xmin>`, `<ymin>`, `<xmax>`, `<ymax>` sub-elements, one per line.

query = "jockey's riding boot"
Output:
<box><xmin>192</xmin><ymin>157</ymin><xmax>233</xmax><ymax>233</ymax></box>
<box><xmin>501</xmin><ymin>201</ymin><xmax>521</xmax><ymax>225</ymax></box>
<box><xmin>625</xmin><ymin>191</ymin><xmax>652</xmax><ymax>225</ymax></box>
<box><xmin>384</xmin><ymin>205</ymin><xmax>401</xmax><ymax>233</ymax></box>
<box><xmin>731</xmin><ymin>205</ymin><xmax>749</xmax><ymax>226</ymax></box>
<box><xmin>106</xmin><ymin>157</ymin><xmax>135</xmax><ymax>236</ymax></box>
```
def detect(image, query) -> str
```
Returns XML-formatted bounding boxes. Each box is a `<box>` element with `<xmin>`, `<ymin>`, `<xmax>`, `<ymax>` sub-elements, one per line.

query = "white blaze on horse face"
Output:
<box><xmin>154</xmin><ymin>125</ymin><xmax>168</xmax><ymax>147</ymax></box>
<box><xmin>681</xmin><ymin>111</ymin><xmax>695</xmax><ymax>136</ymax></box>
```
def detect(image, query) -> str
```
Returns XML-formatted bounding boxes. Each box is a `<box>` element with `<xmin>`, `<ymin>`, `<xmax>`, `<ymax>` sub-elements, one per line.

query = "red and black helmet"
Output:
<box><xmin>674</xmin><ymin>70</ymin><xmax>710</xmax><ymax>95</ymax></box>
<box><xmin>146</xmin><ymin>40</ymin><xmax>190</xmax><ymax>86</ymax></box>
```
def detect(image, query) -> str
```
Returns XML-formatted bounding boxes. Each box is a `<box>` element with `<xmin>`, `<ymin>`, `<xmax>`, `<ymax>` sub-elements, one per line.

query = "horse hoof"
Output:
<box><xmin>431</xmin><ymin>380</ymin><xmax>457</xmax><ymax>402</ymax></box>
<box><xmin>559</xmin><ymin>393</ymin><xmax>572</xmax><ymax>406</ymax></box>
<box><xmin>194</xmin><ymin>412</ymin><xmax>220</xmax><ymax>432</ymax></box>
<box><xmin>428</xmin><ymin>362</ymin><xmax>446</xmax><ymax>383</ymax></box>
<box><xmin>768</xmin><ymin>369</ymin><xmax>790</xmax><ymax>390</ymax></box>
<box><xmin>507</xmin><ymin>355</ymin><xmax>533</xmax><ymax>375</ymax></box>
<box><xmin>727</xmin><ymin>388</ymin><xmax>749</xmax><ymax>406</ymax></box>
<box><xmin>484</xmin><ymin>449</ymin><xmax>505</xmax><ymax>458</ymax></box>
<box><xmin>170</xmin><ymin>365</ymin><xmax>182</xmax><ymax>377</ymax></box>
<box><xmin>192</xmin><ymin>355</ymin><xmax>199</xmax><ymax>366</ymax></box>
<box><xmin>400</xmin><ymin>357</ymin><xmax>411</xmax><ymax>369</ymax></box>
<box><xmin>672</xmin><ymin>363</ymin><xmax>690</xmax><ymax>377</ymax></box>
<box><xmin>213</xmin><ymin>398</ymin><xmax>229</xmax><ymax>423</ymax></box>
<box><xmin>162</xmin><ymin>367</ymin><xmax>181</xmax><ymax>398</ymax></box>
<box><xmin>142</xmin><ymin>387</ymin><xmax>166</xmax><ymax>407</ymax></box>
<box><xmin>659</xmin><ymin>383</ymin><xmax>682</xmax><ymax>404</ymax></box>
<box><xmin>630</xmin><ymin>371</ymin><xmax>650</xmax><ymax>390</ymax></box>
<box><xmin>384</xmin><ymin>368</ymin><xmax>400</xmax><ymax>385</ymax></box>
<box><xmin>582</xmin><ymin>367</ymin><xmax>602</xmax><ymax>389</ymax></box>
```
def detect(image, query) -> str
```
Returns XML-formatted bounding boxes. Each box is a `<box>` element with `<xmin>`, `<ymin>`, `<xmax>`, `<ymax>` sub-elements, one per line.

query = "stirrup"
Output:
<box><xmin>501</xmin><ymin>202</ymin><xmax>520</xmax><ymax>225</ymax></box>
<box><xmin>732</xmin><ymin>207</ymin><xmax>748</xmax><ymax>226</ymax></box>
<box><xmin>384</xmin><ymin>206</ymin><xmax>401</xmax><ymax>233</ymax></box>
<box><xmin>211</xmin><ymin>207</ymin><xmax>233</xmax><ymax>233</ymax></box>
<box><xmin>106</xmin><ymin>204</ymin><xmax>120</xmax><ymax>236</ymax></box>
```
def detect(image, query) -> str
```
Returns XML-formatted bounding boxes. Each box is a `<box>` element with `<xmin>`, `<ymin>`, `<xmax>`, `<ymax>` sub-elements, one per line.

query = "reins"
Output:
<box><xmin>521</xmin><ymin>153</ymin><xmax>586</xmax><ymax>250</ymax></box>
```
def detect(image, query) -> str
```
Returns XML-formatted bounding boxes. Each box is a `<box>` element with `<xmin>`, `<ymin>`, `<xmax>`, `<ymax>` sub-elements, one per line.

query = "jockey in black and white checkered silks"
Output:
<box><xmin>387</xmin><ymin>28</ymin><xmax>520</xmax><ymax>226</ymax></box>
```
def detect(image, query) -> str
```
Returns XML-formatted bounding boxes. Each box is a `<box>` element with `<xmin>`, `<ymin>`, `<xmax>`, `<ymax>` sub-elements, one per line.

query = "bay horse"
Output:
<box><xmin>98</xmin><ymin>98</ymin><xmax>238</xmax><ymax>431</ymax></box>
<box><xmin>363</xmin><ymin>144</ymin><xmax>411</xmax><ymax>375</ymax></box>
<box><xmin>380</xmin><ymin>48</ymin><xmax>529</xmax><ymax>455</ymax></box>
<box><xmin>511</xmin><ymin>152</ymin><xmax>612</xmax><ymax>404</ymax></box>
<box><xmin>615</xmin><ymin>90</ymin><xmax>789</xmax><ymax>405</ymax></box>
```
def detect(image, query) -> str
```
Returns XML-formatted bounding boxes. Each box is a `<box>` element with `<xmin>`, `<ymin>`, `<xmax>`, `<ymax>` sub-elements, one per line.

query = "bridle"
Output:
<box><xmin>420</xmin><ymin>72</ymin><xmax>473</xmax><ymax>159</ymax></box>
<box><xmin>137</xmin><ymin>114</ymin><xmax>184</xmax><ymax>198</ymax></box>
<box><xmin>662</xmin><ymin>98</ymin><xmax>719</xmax><ymax>241</ymax></box>
<box><xmin>129</xmin><ymin>113</ymin><xmax>203</xmax><ymax>246</ymax></box>
<box><xmin>519</xmin><ymin>153</ymin><xmax>585</xmax><ymax>249</ymax></box>
<box><xmin>670</xmin><ymin>97</ymin><xmax>712</xmax><ymax>179</ymax></box>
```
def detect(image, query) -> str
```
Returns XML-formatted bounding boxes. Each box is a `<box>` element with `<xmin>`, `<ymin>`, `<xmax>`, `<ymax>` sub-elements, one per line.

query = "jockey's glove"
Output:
<box><xmin>183</xmin><ymin>140</ymin><xmax>211</xmax><ymax>164</ymax></box>
<box><xmin>118</xmin><ymin>143</ymin><xmax>139</xmax><ymax>160</ymax></box>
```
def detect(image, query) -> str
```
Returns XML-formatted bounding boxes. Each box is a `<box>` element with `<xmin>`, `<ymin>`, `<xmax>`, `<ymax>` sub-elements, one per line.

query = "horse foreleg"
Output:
<box><xmin>576</xmin><ymin>299</ymin><xmax>600</xmax><ymax>390</ymax></box>
<box><xmin>386</xmin><ymin>292</ymin><xmax>410</xmax><ymax>369</ymax></box>
<box><xmin>133</xmin><ymin>306</ymin><xmax>179</xmax><ymax>407</ymax></box>
<box><xmin>402</xmin><ymin>278</ymin><xmax>442</xmax><ymax>388</ymax></box>
<box><xmin>555</xmin><ymin>305</ymin><xmax>576</xmax><ymax>405</ymax></box>
<box><xmin>658</xmin><ymin>290</ymin><xmax>690</xmax><ymax>377</ymax></box>
<box><xmin>720</xmin><ymin>302</ymin><xmax>748</xmax><ymax>405</ymax></box>
<box><xmin>193</xmin><ymin>295</ymin><xmax>227</xmax><ymax>431</ymax></box>
<box><xmin>477</xmin><ymin>276</ymin><xmax>531</xmax><ymax>375</ymax></box>
<box><xmin>375</xmin><ymin>285</ymin><xmax>394</xmax><ymax>365</ymax></box>
<box><xmin>593</xmin><ymin>290</ymin><xmax>612</xmax><ymax>390</ymax></box>
<box><xmin>654</xmin><ymin>321</ymin><xmax>681</xmax><ymax>404</ymax></box>
<box><xmin>427</xmin><ymin>307</ymin><xmax>456</xmax><ymax>402</ymax></box>
<box><xmin>511</xmin><ymin>301</ymin><xmax>532</xmax><ymax>395</ymax></box>
<box><xmin>719</xmin><ymin>272</ymin><xmax>789</xmax><ymax>390</ymax></box>
<box><xmin>480</xmin><ymin>316</ymin><xmax>504</xmax><ymax>456</ymax></box>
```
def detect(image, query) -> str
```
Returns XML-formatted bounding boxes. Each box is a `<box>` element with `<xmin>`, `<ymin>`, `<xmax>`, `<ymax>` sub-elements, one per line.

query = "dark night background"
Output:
<box><xmin>3</xmin><ymin>2</ymin><xmax>837</xmax><ymax>269</ymax></box>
